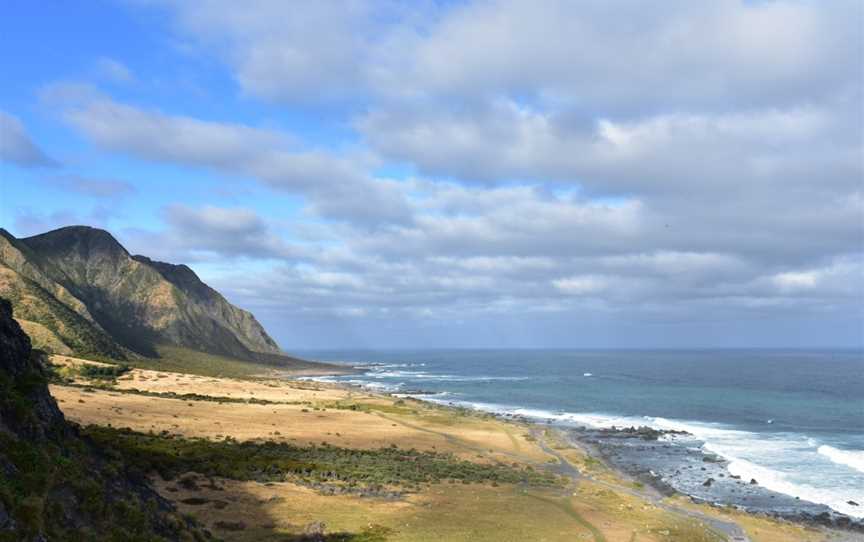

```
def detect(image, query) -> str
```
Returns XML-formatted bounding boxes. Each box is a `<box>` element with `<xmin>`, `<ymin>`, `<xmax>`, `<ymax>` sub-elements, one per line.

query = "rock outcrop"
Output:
<box><xmin>0</xmin><ymin>298</ymin><xmax>210</xmax><ymax>541</ymax></box>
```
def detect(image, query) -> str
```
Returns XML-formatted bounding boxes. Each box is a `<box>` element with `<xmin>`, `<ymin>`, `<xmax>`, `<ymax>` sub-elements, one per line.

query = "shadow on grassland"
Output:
<box><xmin>82</xmin><ymin>425</ymin><xmax>557</xmax><ymax>541</ymax></box>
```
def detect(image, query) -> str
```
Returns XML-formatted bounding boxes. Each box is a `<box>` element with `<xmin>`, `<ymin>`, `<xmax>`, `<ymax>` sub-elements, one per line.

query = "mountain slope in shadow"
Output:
<box><xmin>0</xmin><ymin>298</ymin><xmax>212</xmax><ymax>541</ymax></box>
<box><xmin>0</xmin><ymin>226</ymin><xmax>281</xmax><ymax>363</ymax></box>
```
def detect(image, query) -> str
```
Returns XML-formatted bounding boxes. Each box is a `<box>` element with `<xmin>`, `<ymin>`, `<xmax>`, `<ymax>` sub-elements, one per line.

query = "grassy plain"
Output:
<box><xmin>48</xmin><ymin>355</ymin><xmax>834</xmax><ymax>541</ymax></box>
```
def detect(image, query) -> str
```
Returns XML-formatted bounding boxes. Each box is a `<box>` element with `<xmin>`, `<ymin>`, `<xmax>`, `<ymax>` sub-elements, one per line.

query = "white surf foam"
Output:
<box><xmin>723</xmin><ymin>455</ymin><xmax>864</xmax><ymax>518</ymax></box>
<box><xmin>703</xmin><ymin>437</ymin><xmax>864</xmax><ymax>519</ymax></box>
<box><xmin>322</xmin><ymin>371</ymin><xmax>864</xmax><ymax>520</ymax></box>
<box><xmin>416</xmin><ymin>400</ymin><xmax>652</xmax><ymax>430</ymax></box>
<box><xmin>349</xmin><ymin>380</ymin><xmax>403</xmax><ymax>392</ymax></box>
<box><xmin>298</xmin><ymin>375</ymin><xmax>404</xmax><ymax>393</ymax></box>
<box><xmin>818</xmin><ymin>445</ymin><xmax>864</xmax><ymax>474</ymax></box>
<box><xmin>366</xmin><ymin>369</ymin><xmax>531</xmax><ymax>382</ymax></box>
<box><xmin>367</xmin><ymin>370</ymin><xmax>429</xmax><ymax>378</ymax></box>
<box><xmin>419</xmin><ymin>399</ymin><xmax>864</xmax><ymax>518</ymax></box>
<box><xmin>656</xmin><ymin>419</ymin><xmax>864</xmax><ymax>518</ymax></box>
<box><xmin>376</xmin><ymin>363</ymin><xmax>425</xmax><ymax>369</ymax></box>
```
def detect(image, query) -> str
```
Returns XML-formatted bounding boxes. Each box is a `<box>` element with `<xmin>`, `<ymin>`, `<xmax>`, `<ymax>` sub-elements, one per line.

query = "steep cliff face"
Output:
<box><xmin>132</xmin><ymin>255</ymin><xmax>280</xmax><ymax>357</ymax></box>
<box><xmin>0</xmin><ymin>231</ymin><xmax>97</xmax><ymax>325</ymax></box>
<box><xmin>0</xmin><ymin>226</ymin><xmax>281</xmax><ymax>361</ymax></box>
<box><xmin>0</xmin><ymin>299</ymin><xmax>210</xmax><ymax>541</ymax></box>
<box><xmin>0</xmin><ymin>232</ymin><xmax>126</xmax><ymax>360</ymax></box>
<box><xmin>0</xmin><ymin>300</ymin><xmax>65</xmax><ymax>440</ymax></box>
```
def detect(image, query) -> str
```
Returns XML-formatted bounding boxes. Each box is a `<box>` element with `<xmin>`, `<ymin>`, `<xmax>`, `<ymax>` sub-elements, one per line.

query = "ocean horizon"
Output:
<box><xmin>298</xmin><ymin>348</ymin><xmax>864</xmax><ymax>520</ymax></box>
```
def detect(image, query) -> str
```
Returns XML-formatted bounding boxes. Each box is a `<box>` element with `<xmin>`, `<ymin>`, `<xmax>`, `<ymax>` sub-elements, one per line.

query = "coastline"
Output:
<box><xmin>268</xmin><ymin>364</ymin><xmax>360</xmax><ymax>378</ymax></box>
<box><xmin>313</xmin><ymin>371</ymin><xmax>864</xmax><ymax>538</ymax></box>
<box><xmin>561</xmin><ymin>425</ymin><xmax>864</xmax><ymax>534</ymax></box>
<box><xmin>49</xmin><ymin>353</ymin><xmax>863</xmax><ymax>541</ymax></box>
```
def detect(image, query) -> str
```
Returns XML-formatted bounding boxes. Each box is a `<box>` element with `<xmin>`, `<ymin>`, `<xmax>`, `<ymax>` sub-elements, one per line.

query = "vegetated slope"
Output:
<box><xmin>0</xmin><ymin>231</ymin><xmax>126</xmax><ymax>360</ymax></box>
<box><xmin>0</xmin><ymin>298</ymin><xmax>211</xmax><ymax>541</ymax></box>
<box><xmin>0</xmin><ymin>226</ymin><xmax>281</xmax><ymax>362</ymax></box>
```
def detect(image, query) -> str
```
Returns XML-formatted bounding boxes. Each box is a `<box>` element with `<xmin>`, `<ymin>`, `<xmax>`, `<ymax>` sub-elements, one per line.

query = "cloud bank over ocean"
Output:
<box><xmin>2</xmin><ymin>0</ymin><xmax>862</xmax><ymax>347</ymax></box>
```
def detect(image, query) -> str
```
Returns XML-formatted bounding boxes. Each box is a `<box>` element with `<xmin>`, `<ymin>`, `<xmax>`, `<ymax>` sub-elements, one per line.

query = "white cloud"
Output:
<box><xmin>399</xmin><ymin>0</ymin><xmax>858</xmax><ymax>109</ymax></box>
<box><xmin>143</xmin><ymin>0</ymin><xmax>860</xmax><ymax>110</ymax></box>
<box><xmin>27</xmin><ymin>1</ymin><xmax>863</xmax><ymax>345</ymax></box>
<box><xmin>553</xmin><ymin>275</ymin><xmax>609</xmax><ymax>295</ymax></box>
<box><xmin>769</xmin><ymin>259</ymin><xmax>864</xmax><ymax>295</ymax></box>
<box><xmin>0</xmin><ymin>111</ymin><xmax>57</xmax><ymax>167</ymax></box>
<box><xmin>144</xmin><ymin>0</ymin><xmax>412</xmax><ymax>102</ymax></box>
<box><xmin>46</xmin><ymin>88</ymin><xmax>413</xmax><ymax>225</ymax></box>
<box><xmin>359</xmin><ymin>101</ymin><xmax>860</xmax><ymax>195</ymax></box>
<box><xmin>773</xmin><ymin>270</ymin><xmax>819</xmax><ymax>290</ymax></box>
<box><xmin>57</xmin><ymin>92</ymin><xmax>293</xmax><ymax>167</ymax></box>
<box><xmin>94</xmin><ymin>57</ymin><xmax>135</xmax><ymax>84</ymax></box>
<box><xmin>121</xmin><ymin>204</ymin><xmax>301</xmax><ymax>261</ymax></box>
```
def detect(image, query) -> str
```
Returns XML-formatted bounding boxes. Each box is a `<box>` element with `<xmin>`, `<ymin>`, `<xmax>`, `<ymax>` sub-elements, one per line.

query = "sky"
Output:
<box><xmin>1</xmin><ymin>0</ymin><xmax>862</xmax><ymax>349</ymax></box>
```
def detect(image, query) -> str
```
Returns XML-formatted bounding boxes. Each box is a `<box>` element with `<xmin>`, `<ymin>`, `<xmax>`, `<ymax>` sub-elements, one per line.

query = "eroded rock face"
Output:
<box><xmin>0</xmin><ymin>299</ymin><xmax>65</xmax><ymax>440</ymax></box>
<box><xmin>0</xmin><ymin>298</ymin><xmax>37</xmax><ymax>378</ymax></box>
<box><xmin>0</xmin><ymin>298</ymin><xmax>211</xmax><ymax>541</ymax></box>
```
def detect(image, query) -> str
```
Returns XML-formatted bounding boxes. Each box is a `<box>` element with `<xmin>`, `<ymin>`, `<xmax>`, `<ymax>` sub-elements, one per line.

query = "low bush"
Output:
<box><xmin>78</xmin><ymin>364</ymin><xmax>132</xmax><ymax>381</ymax></box>
<box><xmin>83</xmin><ymin>426</ymin><xmax>560</xmax><ymax>494</ymax></box>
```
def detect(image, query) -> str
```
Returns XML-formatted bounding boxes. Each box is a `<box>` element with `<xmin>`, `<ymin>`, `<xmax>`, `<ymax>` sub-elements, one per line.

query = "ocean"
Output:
<box><xmin>296</xmin><ymin>349</ymin><xmax>864</xmax><ymax>520</ymax></box>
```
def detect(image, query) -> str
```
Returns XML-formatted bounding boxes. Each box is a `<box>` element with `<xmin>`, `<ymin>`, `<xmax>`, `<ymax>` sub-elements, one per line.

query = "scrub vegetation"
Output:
<box><xmin>83</xmin><ymin>425</ymin><xmax>560</xmax><ymax>494</ymax></box>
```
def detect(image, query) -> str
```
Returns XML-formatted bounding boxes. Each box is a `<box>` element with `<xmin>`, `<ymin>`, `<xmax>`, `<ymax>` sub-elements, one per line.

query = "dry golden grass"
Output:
<box><xmin>664</xmin><ymin>496</ymin><xmax>827</xmax><ymax>542</ymax></box>
<box><xmin>156</xmin><ymin>478</ymin><xmax>605</xmax><ymax>542</ymax></box>
<box><xmin>49</xmin><ymin>355</ymin><xmax>837</xmax><ymax>542</ymax></box>
<box><xmin>51</xmin><ymin>354</ymin><xmax>115</xmax><ymax>369</ymax></box>
<box><xmin>18</xmin><ymin>319</ymin><xmax>73</xmax><ymax>354</ymax></box>
<box><xmin>52</xmin><ymin>357</ymin><xmax>546</xmax><ymax>462</ymax></box>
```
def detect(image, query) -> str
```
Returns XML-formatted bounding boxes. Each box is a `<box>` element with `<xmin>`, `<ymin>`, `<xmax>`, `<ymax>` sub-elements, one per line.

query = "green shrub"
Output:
<box><xmin>83</xmin><ymin>426</ymin><xmax>560</xmax><ymax>493</ymax></box>
<box><xmin>78</xmin><ymin>364</ymin><xmax>132</xmax><ymax>381</ymax></box>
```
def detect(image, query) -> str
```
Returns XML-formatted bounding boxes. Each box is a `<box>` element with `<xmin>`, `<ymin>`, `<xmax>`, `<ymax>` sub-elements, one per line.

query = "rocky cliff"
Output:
<box><xmin>0</xmin><ymin>226</ymin><xmax>281</xmax><ymax>361</ymax></box>
<box><xmin>0</xmin><ymin>298</ymin><xmax>210</xmax><ymax>541</ymax></box>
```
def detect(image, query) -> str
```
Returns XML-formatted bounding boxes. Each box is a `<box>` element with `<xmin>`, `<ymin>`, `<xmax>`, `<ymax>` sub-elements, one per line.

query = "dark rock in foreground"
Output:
<box><xmin>0</xmin><ymin>298</ymin><xmax>211</xmax><ymax>541</ymax></box>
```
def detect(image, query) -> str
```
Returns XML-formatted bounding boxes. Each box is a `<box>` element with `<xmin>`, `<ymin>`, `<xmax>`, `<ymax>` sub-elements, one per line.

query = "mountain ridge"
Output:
<box><xmin>0</xmin><ymin>225</ymin><xmax>282</xmax><ymax>363</ymax></box>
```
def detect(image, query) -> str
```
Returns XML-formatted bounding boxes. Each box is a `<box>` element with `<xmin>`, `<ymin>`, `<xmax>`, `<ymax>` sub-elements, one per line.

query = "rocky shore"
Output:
<box><xmin>564</xmin><ymin>424</ymin><xmax>864</xmax><ymax>535</ymax></box>
<box><xmin>296</xmin><ymin>374</ymin><xmax>864</xmax><ymax>540</ymax></box>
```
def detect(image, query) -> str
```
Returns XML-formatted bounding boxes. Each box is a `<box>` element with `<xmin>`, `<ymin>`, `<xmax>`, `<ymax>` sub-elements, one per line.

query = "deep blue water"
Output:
<box><xmin>296</xmin><ymin>349</ymin><xmax>864</xmax><ymax>517</ymax></box>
